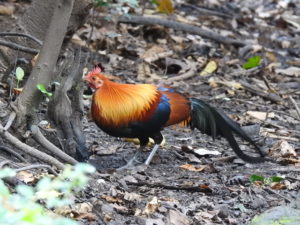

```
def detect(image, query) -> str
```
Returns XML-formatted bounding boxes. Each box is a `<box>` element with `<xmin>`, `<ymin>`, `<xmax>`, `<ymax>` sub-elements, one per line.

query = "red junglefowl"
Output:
<box><xmin>84</xmin><ymin>67</ymin><xmax>267</xmax><ymax>168</ymax></box>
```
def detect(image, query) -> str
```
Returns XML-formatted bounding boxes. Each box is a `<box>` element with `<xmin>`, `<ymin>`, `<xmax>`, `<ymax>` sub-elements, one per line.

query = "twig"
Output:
<box><xmin>285</xmin><ymin>176</ymin><xmax>300</xmax><ymax>182</ymax></box>
<box><xmin>126</xmin><ymin>181</ymin><xmax>213</xmax><ymax>193</ymax></box>
<box><xmin>4</xmin><ymin>111</ymin><xmax>16</xmax><ymax>130</ymax></box>
<box><xmin>180</xmin><ymin>3</ymin><xmax>232</xmax><ymax>19</ymax></box>
<box><xmin>0</xmin><ymin>32</ymin><xmax>42</xmax><ymax>45</ymax></box>
<box><xmin>288</xmin><ymin>96</ymin><xmax>300</xmax><ymax>120</ymax></box>
<box><xmin>0</xmin><ymin>145</ymin><xmax>28</xmax><ymax>163</ymax></box>
<box><xmin>271</xmin><ymin>167</ymin><xmax>300</xmax><ymax>172</ymax></box>
<box><xmin>263</xmin><ymin>187</ymin><xmax>292</xmax><ymax>203</ymax></box>
<box><xmin>233</xmin><ymin>98</ymin><xmax>300</xmax><ymax>121</ymax></box>
<box><xmin>239</xmin><ymin>80</ymin><xmax>282</xmax><ymax>103</ymax></box>
<box><xmin>15</xmin><ymin>164</ymin><xmax>58</xmax><ymax>175</ymax></box>
<box><xmin>0</xmin><ymin>123</ymin><xmax>65</xmax><ymax>170</ymax></box>
<box><xmin>30</xmin><ymin>125</ymin><xmax>78</xmax><ymax>165</ymax></box>
<box><xmin>0</xmin><ymin>39</ymin><xmax>39</xmax><ymax>54</ymax></box>
<box><xmin>166</xmin><ymin>61</ymin><xmax>197</xmax><ymax>82</ymax></box>
<box><xmin>118</xmin><ymin>15</ymin><xmax>245</xmax><ymax>47</ymax></box>
<box><xmin>211</xmin><ymin>155</ymin><xmax>236</xmax><ymax>162</ymax></box>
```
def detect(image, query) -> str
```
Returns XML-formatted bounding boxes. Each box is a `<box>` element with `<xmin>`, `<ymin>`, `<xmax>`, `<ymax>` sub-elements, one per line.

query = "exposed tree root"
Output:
<box><xmin>15</xmin><ymin>164</ymin><xmax>58</xmax><ymax>175</ymax></box>
<box><xmin>31</xmin><ymin>125</ymin><xmax>77</xmax><ymax>165</ymax></box>
<box><xmin>4</xmin><ymin>111</ymin><xmax>16</xmax><ymax>130</ymax></box>
<box><xmin>0</xmin><ymin>145</ymin><xmax>28</xmax><ymax>163</ymax></box>
<box><xmin>48</xmin><ymin>48</ymin><xmax>89</xmax><ymax>161</ymax></box>
<box><xmin>0</xmin><ymin>123</ymin><xmax>65</xmax><ymax>170</ymax></box>
<box><xmin>0</xmin><ymin>32</ymin><xmax>42</xmax><ymax>45</ymax></box>
<box><xmin>0</xmin><ymin>39</ymin><xmax>39</xmax><ymax>54</ymax></box>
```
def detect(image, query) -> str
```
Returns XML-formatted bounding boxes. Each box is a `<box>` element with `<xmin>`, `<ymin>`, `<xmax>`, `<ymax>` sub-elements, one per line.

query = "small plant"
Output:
<box><xmin>0</xmin><ymin>163</ymin><xmax>95</xmax><ymax>225</ymax></box>
<box><xmin>249</xmin><ymin>174</ymin><xmax>283</xmax><ymax>185</ymax></box>
<box><xmin>94</xmin><ymin>0</ymin><xmax>138</xmax><ymax>13</ymax></box>
<box><xmin>242</xmin><ymin>56</ymin><xmax>261</xmax><ymax>69</ymax></box>
<box><xmin>36</xmin><ymin>83</ymin><xmax>53</xmax><ymax>97</ymax></box>
<box><xmin>15</xmin><ymin>66</ymin><xmax>25</xmax><ymax>89</ymax></box>
<box><xmin>94</xmin><ymin>0</ymin><xmax>110</xmax><ymax>7</ymax></box>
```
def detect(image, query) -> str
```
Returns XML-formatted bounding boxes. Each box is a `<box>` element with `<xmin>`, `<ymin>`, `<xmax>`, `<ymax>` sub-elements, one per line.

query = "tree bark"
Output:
<box><xmin>12</xmin><ymin>0</ymin><xmax>76</xmax><ymax>128</ymax></box>
<box><xmin>48</xmin><ymin>47</ymin><xmax>90</xmax><ymax>161</ymax></box>
<box><xmin>0</xmin><ymin>0</ymin><xmax>92</xmax><ymax>74</ymax></box>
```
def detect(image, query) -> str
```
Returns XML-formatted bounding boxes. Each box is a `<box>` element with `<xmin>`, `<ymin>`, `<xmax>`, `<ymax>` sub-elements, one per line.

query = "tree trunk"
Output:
<box><xmin>48</xmin><ymin>48</ymin><xmax>90</xmax><ymax>161</ymax></box>
<box><xmin>9</xmin><ymin>0</ymin><xmax>91</xmax><ymax>129</ymax></box>
<box><xmin>12</xmin><ymin>0</ymin><xmax>75</xmax><ymax>128</ymax></box>
<box><xmin>0</xmin><ymin>0</ymin><xmax>92</xmax><ymax>164</ymax></box>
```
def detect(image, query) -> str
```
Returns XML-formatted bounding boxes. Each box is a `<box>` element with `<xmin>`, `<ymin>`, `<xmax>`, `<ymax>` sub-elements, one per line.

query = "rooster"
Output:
<box><xmin>84</xmin><ymin>67</ymin><xmax>267</xmax><ymax>168</ymax></box>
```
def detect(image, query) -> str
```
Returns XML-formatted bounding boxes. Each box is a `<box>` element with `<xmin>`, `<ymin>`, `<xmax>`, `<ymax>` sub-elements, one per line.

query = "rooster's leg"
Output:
<box><xmin>144</xmin><ymin>144</ymin><xmax>160</xmax><ymax>165</ymax></box>
<box><xmin>118</xmin><ymin>145</ymin><xmax>145</xmax><ymax>169</ymax></box>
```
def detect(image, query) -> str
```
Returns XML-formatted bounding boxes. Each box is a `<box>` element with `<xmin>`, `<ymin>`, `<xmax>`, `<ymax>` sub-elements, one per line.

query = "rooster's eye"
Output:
<box><xmin>92</xmin><ymin>77</ymin><xmax>96</xmax><ymax>81</ymax></box>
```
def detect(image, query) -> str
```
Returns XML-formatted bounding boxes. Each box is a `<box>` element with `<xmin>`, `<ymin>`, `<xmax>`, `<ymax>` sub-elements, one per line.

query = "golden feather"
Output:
<box><xmin>92</xmin><ymin>81</ymin><xmax>159</xmax><ymax>127</ymax></box>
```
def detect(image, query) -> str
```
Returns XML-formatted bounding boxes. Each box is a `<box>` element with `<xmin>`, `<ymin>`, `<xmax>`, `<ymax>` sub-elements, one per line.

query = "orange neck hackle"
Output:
<box><xmin>86</xmin><ymin>69</ymin><xmax>160</xmax><ymax>127</ymax></box>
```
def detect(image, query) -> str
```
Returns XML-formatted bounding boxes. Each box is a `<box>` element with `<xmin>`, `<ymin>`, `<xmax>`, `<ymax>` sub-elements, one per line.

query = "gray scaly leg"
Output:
<box><xmin>145</xmin><ymin>144</ymin><xmax>160</xmax><ymax>165</ymax></box>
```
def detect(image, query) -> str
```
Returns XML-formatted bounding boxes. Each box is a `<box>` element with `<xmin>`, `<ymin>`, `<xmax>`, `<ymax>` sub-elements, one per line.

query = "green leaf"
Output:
<box><xmin>16</xmin><ymin>185</ymin><xmax>34</xmax><ymax>199</ymax></box>
<box><xmin>16</xmin><ymin>67</ymin><xmax>25</xmax><ymax>81</ymax></box>
<box><xmin>249</xmin><ymin>174</ymin><xmax>265</xmax><ymax>183</ymax></box>
<box><xmin>150</xmin><ymin>0</ymin><xmax>159</xmax><ymax>5</ymax></box>
<box><xmin>36</xmin><ymin>84</ymin><xmax>52</xmax><ymax>97</ymax></box>
<box><xmin>0</xmin><ymin>180</ymin><xmax>10</xmax><ymax>196</ymax></box>
<box><xmin>271</xmin><ymin>176</ymin><xmax>283</xmax><ymax>182</ymax></box>
<box><xmin>242</xmin><ymin>56</ymin><xmax>261</xmax><ymax>69</ymax></box>
<box><xmin>0</xmin><ymin>168</ymin><xmax>16</xmax><ymax>178</ymax></box>
<box><xmin>94</xmin><ymin>0</ymin><xmax>109</xmax><ymax>7</ymax></box>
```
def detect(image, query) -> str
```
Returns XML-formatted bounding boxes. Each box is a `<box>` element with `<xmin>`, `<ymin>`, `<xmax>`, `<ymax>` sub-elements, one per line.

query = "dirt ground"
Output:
<box><xmin>0</xmin><ymin>0</ymin><xmax>300</xmax><ymax>224</ymax></box>
<box><xmin>84</xmin><ymin>79</ymin><xmax>299</xmax><ymax>225</ymax></box>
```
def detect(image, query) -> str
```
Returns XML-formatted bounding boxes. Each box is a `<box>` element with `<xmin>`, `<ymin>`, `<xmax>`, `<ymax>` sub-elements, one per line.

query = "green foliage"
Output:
<box><xmin>119</xmin><ymin>0</ymin><xmax>138</xmax><ymax>8</ymax></box>
<box><xmin>94</xmin><ymin>0</ymin><xmax>109</xmax><ymax>7</ymax></box>
<box><xmin>0</xmin><ymin>163</ymin><xmax>95</xmax><ymax>225</ymax></box>
<box><xmin>249</xmin><ymin>174</ymin><xmax>283</xmax><ymax>185</ymax></box>
<box><xmin>16</xmin><ymin>67</ymin><xmax>25</xmax><ymax>81</ymax></box>
<box><xmin>242</xmin><ymin>56</ymin><xmax>261</xmax><ymax>69</ymax></box>
<box><xmin>150</xmin><ymin>0</ymin><xmax>159</xmax><ymax>5</ymax></box>
<box><xmin>94</xmin><ymin>0</ymin><xmax>138</xmax><ymax>11</ymax></box>
<box><xmin>15</xmin><ymin>67</ymin><xmax>25</xmax><ymax>88</ymax></box>
<box><xmin>36</xmin><ymin>84</ymin><xmax>53</xmax><ymax>97</ymax></box>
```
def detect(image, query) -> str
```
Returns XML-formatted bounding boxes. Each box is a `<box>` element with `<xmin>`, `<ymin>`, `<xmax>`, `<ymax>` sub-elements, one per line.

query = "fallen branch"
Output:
<box><xmin>126</xmin><ymin>181</ymin><xmax>213</xmax><ymax>193</ymax></box>
<box><xmin>31</xmin><ymin>125</ymin><xmax>78</xmax><ymax>165</ymax></box>
<box><xmin>180</xmin><ymin>3</ymin><xmax>232</xmax><ymax>19</ymax></box>
<box><xmin>118</xmin><ymin>15</ymin><xmax>245</xmax><ymax>47</ymax></box>
<box><xmin>240</xmin><ymin>80</ymin><xmax>282</xmax><ymax>103</ymax></box>
<box><xmin>0</xmin><ymin>123</ymin><xmax>65</xmax><ymax>170</ymax></box>
<box><xmin>263</xmin><ymin>187</ymin><xmax>292</xmax><ymax>203</ymax></box>
<box><xmin>234</xmin><ymin>98</ymin><xmax>299</xmax><ymax>121</ymax></box>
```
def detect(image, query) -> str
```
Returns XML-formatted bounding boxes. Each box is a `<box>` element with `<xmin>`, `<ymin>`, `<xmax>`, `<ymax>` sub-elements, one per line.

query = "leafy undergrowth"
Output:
<box><xmin>0</xmin><ymin>164</ymin><xmax>95</xmax><ymax>225</ymax></box>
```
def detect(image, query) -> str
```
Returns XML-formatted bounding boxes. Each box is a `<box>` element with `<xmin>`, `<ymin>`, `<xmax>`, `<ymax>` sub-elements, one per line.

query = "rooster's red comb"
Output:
<box><xmin>85</xmin><ymin>66</ymin><xmax>102</xmax><ymax>78</ymax></box>
<box><xmin>91</xmin><ymin>66</ymin><xmax>102</xmax><ymax>74</ymax></box>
